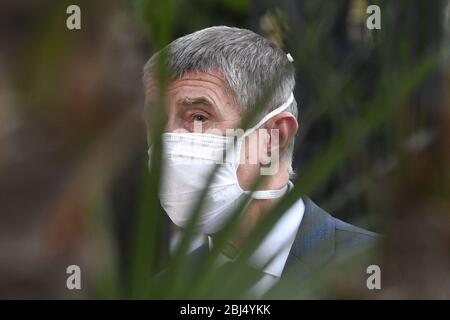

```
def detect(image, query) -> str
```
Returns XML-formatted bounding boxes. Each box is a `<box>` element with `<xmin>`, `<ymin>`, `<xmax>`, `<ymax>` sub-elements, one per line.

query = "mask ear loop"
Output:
<box><xmin>241</xmin><ymin>93</ymin><xmax>294</xmax><ymax>139</ymax></box>
<box><xmin>248</xmin><ymin>185</ymin><xmax>289</xmax><ymax>199</ymax></box>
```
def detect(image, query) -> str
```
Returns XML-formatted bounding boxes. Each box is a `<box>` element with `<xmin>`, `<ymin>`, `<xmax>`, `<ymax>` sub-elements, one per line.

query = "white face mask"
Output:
<box><xmin>148</xmin><ymin>93</ymin><xmax>294</xmax><ymax>234</ymax></box>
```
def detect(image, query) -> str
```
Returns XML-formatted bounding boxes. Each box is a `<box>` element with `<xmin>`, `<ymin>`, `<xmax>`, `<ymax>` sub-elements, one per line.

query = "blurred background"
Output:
<box><xmin>0</xmin><ymin>0</ymin><xmax>449</xmax><ymax>299</ymax></box>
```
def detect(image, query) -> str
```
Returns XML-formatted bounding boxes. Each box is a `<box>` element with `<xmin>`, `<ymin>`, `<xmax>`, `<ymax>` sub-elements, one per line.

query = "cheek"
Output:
<box><xmin>236</xmin><ymin>162</ymin><xmax>261</xmax><ymax>190</ymax></box>
<box><xmin>165</xmin><ymin>111</ymin><xmax>190</xmax><ymax>132</ymax></box>
<box><xmin>165</xmin><ymin>118</ymin><xmax>181</xmax><ymax>132</ymax></box>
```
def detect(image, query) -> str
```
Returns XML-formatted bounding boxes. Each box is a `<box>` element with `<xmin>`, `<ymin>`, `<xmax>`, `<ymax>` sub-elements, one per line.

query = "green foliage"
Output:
<box><xmin>112</xmin><ymin>0</ymin><xmax>442</xmax><ymax>299</ymax></box>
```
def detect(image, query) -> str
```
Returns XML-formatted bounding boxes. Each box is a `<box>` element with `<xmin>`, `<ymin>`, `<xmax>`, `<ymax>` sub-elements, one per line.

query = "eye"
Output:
<box><xmin>193</xmin><ymin>114</ymin><xmax>208</xmax><ymax>122</ymax></box>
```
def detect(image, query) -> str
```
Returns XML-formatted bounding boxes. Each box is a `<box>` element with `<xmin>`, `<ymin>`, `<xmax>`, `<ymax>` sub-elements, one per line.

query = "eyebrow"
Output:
<box><xmin>178</xmin><ymin>96</ymin><xmax>214</xmax><ymax>107</ymax></box>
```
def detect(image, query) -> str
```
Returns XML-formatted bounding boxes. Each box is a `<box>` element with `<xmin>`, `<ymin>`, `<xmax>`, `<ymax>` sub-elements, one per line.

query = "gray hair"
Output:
<box><xmin>143</xmin><ymin>26</ymin><xmax>298</xmax><ymax>177</ymax></box>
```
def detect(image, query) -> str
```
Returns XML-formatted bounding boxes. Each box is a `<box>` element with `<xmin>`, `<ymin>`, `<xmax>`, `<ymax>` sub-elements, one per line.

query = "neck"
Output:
<box><xmin>213</xmin><ymin>166</ymin><xmax>289</xmax><ymax>258</ymax></box>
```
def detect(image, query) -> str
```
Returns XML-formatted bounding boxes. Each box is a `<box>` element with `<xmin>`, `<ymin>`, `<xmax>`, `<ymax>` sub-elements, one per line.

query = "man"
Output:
<box><xmin>143</xmin><ymin>26</ymin><xmax>379</xmax><ymax>297</ymax></box>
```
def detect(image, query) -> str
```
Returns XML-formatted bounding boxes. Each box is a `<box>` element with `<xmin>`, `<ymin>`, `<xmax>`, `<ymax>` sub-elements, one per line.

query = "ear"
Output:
<box><xmin>265</xmin><ymin>111</ymin><xmax>299</xmax><ymax>156</ymax></box>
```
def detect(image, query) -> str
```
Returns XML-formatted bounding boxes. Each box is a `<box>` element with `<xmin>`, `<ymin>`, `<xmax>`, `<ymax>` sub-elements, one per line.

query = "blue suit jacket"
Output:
<box><xmin>284</xmin><ymin>197</ymin><xmax>379</xmax><ymax>273</ymax></box>
<box><xmin>163</xmin><ymin>197</ymin><xmax>381</xmax><ymax>298</ymax></box>
<box><xmin>266</xmin><ymin>197</ymin><xmax>381</xmax><ymax>298</ymax></box>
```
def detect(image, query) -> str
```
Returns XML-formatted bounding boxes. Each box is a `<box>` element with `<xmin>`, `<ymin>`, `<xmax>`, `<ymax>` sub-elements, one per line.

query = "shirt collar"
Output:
<box><xmin>209</xmin><ymin>181</ymin><xmax>305</xmax><ymax>278</ymax></box>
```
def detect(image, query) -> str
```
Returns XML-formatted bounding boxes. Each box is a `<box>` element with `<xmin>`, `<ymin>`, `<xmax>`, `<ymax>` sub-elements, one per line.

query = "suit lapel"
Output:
<box><xmin>284</xmin><ymin>197</ymin><xmax>336</xmax><ymax>277</ymax></box>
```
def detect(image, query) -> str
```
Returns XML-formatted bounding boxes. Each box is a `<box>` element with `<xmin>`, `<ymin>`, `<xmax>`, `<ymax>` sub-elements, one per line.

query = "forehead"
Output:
<box><xmin>168</xmin><ymin>70</ymin><xmax>231</xmax><ymax>98</ymax></box>
<box><xmin>147</xmin><ymin>71</ymin><xmax>231</xmax><ymax>100</ymax></box>
<box><xmin>145</xmin><ymin>70</ymin><xmax>241</xmax><ymax>123</ymax></box>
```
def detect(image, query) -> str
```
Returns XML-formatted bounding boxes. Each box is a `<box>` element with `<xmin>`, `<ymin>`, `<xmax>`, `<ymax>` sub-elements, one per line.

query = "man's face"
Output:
<box><xmin>147</xmin><ymin>70</ymin><xmax>271</xmax><ymax>189</ymax></box>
